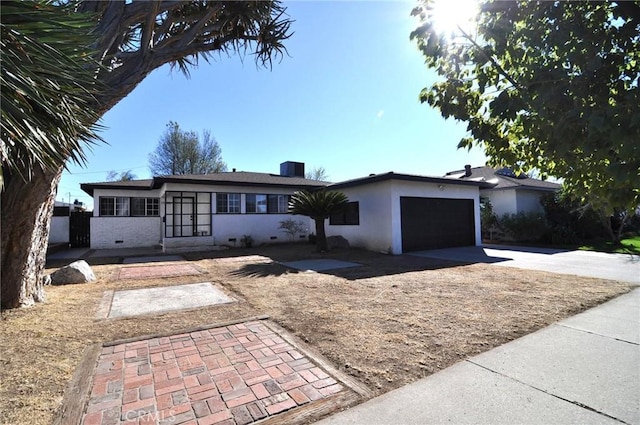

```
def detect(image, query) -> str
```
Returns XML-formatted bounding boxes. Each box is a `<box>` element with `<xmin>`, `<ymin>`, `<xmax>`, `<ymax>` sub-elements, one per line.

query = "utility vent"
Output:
<box><xmin>280</xmin><ymin>161</ymin><xmax>305</xmax><ymax>178</ymax></box>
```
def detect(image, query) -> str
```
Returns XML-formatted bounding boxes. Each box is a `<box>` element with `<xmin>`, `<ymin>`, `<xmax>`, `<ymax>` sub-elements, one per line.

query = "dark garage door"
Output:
<box><xmin>400</xmin><ymin>197</ymin><xmax>475</xmax><ymax>252</ymax></box>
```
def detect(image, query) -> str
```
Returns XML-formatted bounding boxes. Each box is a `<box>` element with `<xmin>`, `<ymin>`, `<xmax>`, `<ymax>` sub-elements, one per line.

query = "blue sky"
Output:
<box><xmin>57</xmin><ymin>0</ymin><xmax>487</xmax><ymax>209</ymax></box>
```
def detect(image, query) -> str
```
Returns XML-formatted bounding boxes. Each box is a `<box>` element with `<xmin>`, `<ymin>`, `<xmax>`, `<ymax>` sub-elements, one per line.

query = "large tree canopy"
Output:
<box><xmin>1</xmin><ymin>0</ymin><xmax>292</xmax><ymax>309</ymax></box>
<box><xmin>411</xmin><ymin>1</ymin><xmax>640</xmax><ymax>223</ymax></box>
<box><xmin>149</xmin><ymin>121</ymin><xmax>227</xmax><ymax>176</ymax></box>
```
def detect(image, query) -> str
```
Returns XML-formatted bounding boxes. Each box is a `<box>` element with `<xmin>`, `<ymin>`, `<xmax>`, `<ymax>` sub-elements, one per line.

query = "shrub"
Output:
<box><xmin>499</xmin><ymin>212</ymin><xmax>549</xmax><ymax>242</ymax></box>
<box><xmin>278</xmin><ymin>219</ymin><xmax>306</xmax><ymax>241</ymax></box>
<box><xmin>240</xmin><ymin>234</ymin><xmax>253</xmax><ymax>248</ymax></box>
<box><xmin>540</xmin><ymin>192</ymin><xmax>608</xmax><ymax>241</ymax></box>
<box><xmin>480</xmin><ymin>198</ymin><xmax>499</xmax><ymax>240</ymax></box>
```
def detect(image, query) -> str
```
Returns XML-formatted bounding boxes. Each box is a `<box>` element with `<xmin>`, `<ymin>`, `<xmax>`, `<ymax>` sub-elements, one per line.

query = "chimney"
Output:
<box><xmin>280</xmin><ymin>161</ymin><xmax>305</xmax><ymax>177</ymax></box>
<box><xmin>464</xmin><ymin>164</ymin><xmax>472</xmax><ymax>177</ymax></box>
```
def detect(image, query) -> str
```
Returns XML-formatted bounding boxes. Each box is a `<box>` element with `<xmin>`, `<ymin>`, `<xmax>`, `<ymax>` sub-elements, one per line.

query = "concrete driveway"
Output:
<box><xmin>409</xmin><ymin>244</ymin><xmax>639</xmax><ymax>284</ymax></box>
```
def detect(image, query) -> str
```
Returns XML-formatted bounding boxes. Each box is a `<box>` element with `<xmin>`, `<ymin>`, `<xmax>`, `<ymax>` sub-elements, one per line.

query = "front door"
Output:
<box><xmin>173</xmin><ymin>197</ymin><xmax>194</xmax><ymax>237</ymax></box>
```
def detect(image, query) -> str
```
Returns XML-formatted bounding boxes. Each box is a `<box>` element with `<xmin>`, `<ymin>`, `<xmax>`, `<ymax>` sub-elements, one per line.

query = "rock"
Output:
<box><xmin>50</xmin><ymin>260</ymin><xmax>96</xmax><ymax>285</ymax></box>
<box><xmin>327</xmin><ymin>235</ymin><xmax>350</xmax><ymax>250</ymax></box>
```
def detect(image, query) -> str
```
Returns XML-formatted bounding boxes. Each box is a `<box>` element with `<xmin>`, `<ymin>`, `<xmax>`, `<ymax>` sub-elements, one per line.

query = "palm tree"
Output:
<box><xmin>288</xmin><ymin>190</ymin><xmax>348</xmax><ymax>252</ymax></box>
<box><xmin>1</xmin><ymin>1</ymin><xmax>102</xmax><ymax>308</ymax></box>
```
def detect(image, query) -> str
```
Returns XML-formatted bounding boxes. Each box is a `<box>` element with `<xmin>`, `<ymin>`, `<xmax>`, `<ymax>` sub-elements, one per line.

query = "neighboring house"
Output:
<box><xmin>324</xmin><ymin>172</ymin><xmax>494</xmax><ymax>254</ymax></box>
<box><xmin>444</xmin><ymin>165</ymin><xmax>561</xmax><ymax>217</ymax></box>
<box><xmin>49</xmin><ymin>200</ymin><xmax>87</xmax><ymax>245</ymax></box>
<box><xmin>80</xmin><ymin>162</ymin><xmax>493</xmax><ymax>254</ymax></box>
<box><xmin>80</xmin><ymin>162</ymin><xmax>325</xmax><ymax>251</ymax></box>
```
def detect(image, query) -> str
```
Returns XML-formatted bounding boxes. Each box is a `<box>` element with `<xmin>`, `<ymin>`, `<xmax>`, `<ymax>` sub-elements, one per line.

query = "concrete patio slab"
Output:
<box><xmin>80</xmin><ymin>320</ymin><xmax>366</xmax><ymax>425</ymax></box>
<box><xmin>122</xmin><ymin>255</ymin><xmax>185</xmax><ymax>264</ymax></box>
<box><xmin>410</xmin><ymin>245</ymin><xmax>640</xmax><ymax>283</ymax></box>
<box><xmin>280</xmin><ymin>259</ymin><xmax>361</xmax><ymax>272</ymax></box>
<box><xmin>108</xmin><ymin>282</ymin><xmax>234</xmax><ymax>319</ymax></box>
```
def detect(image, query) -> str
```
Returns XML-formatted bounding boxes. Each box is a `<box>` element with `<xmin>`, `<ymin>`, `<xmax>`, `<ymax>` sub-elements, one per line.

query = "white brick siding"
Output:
<box><xmin>90</xmin><ymin>217</ymin><xmax>161</xmax><ymax>249</ymax></box>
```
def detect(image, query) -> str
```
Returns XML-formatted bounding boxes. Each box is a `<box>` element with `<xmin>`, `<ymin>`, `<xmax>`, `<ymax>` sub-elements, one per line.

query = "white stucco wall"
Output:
<box><xmin>211</xmin><ymin>214</ymin><xmax>313</xmax><ymax>246</ymax></box>
<box><xmin>49</xmin><ymin>217</ymin><xmax>69</xmax><ymax>244</ymax></box>
<box><xmin>325</xmin><ymin>181</ymin><xmax>394</xmax><ymax>254</ymax></box>
<box><xmin>484</xmin><ymin>189</ymin><xmax>547</xmax><ymax>217</ymax></box>
<box><xmin>326</xmin><ymin>179</ymin><xmax>481</xmax><ymax>255</ymax></box>
<box><xmin>515</xmin><ymin>189</ymin><xmax>545</xmax><ymax>214</ymax></box>
<box><xmin>90</xmin><ymin>217</ymin><xmax>162</xmax><ymax>249</ymax></box>
<box><xmin>484</xmin><ymin>190</ymin><xmax>517</xmax><ymax>217</ymax></box>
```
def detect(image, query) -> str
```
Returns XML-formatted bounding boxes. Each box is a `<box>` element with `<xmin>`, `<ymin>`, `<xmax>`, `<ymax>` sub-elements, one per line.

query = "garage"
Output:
<box><xmin>400</xmin><ymin>197</ymin><xmax>475</xmax><ymax>252</ymax></box>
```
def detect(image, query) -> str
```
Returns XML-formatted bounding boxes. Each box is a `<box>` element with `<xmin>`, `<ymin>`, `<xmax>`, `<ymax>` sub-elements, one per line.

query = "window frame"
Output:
<box><xmin>216</xmin><ymin>193</ymin><xmax>241</xmax><ymax>214</ymax></box>
<box><xmin>329</xmin><ymin>201</ymin><xmax>360</xmax><ymax>225</ymax></box>
<box><xmin>99</xmin><ymin>196</ymin><xmax>130</xmax><ymax>217</ymax></box>
<box><xmin>131</xmin><ymin>197</ymin><xmax>160</xmax><ymax>217</ymax></box>
<box><xmin>246</xmin><ymin>194</ymin><xmax>268</xmax><ymax>214</ymax></box>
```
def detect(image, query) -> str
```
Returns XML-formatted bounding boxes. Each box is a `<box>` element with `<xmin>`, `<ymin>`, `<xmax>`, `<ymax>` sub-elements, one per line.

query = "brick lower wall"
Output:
<box><xmin>90</xmin><ymin>217</ymin><xmax>162</xmax><ymax>249</ymax></box>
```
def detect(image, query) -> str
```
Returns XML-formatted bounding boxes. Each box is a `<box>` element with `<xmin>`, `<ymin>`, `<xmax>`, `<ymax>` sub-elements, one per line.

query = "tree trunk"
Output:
<box><xmin>1</xmin><ymin>166</ymin><xmax>62</xmax><ymax>309</ymax></box>
<box><xmin>314</xmin><ymin>217</ymin><xmax>328</xmax><ymax>253</ymax></box>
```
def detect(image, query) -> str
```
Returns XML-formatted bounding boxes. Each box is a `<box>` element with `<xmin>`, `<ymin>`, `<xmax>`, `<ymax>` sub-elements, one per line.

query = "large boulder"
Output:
<box><xmin>327</xmin><ymin>235</ymin><xmax>350</xmax><ymax>250</ymax></box>
<box><xmin>50</xmin><ymin>260</ymin><xmax>96</xmax><ymax>285</ymax></box>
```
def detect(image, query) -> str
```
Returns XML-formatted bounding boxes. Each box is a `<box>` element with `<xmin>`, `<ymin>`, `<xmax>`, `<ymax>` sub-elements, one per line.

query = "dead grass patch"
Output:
<box><xmin>0</xmin><ymin>244</ymin><xmax>630</xmax><ymax>425</ymax></box>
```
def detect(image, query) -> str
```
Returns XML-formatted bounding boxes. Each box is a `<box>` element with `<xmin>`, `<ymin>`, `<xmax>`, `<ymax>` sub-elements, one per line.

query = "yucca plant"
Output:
<box><xmin>288</xmin><ymin>190</ymin><xmax>348</xmax><ymax>252</ymax></box>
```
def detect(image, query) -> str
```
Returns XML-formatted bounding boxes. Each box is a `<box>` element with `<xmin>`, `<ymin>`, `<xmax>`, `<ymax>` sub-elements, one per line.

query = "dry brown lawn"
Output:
<box><xmin>0</xmin><ymin>244</ymin><xmax>631</xmax><ymax>425</ymax></box>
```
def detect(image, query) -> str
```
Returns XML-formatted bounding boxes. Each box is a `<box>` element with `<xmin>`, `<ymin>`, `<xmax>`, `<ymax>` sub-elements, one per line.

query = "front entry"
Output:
<box><xmin>172</xmin><ymin>197</ymin><xmax>194</xmax><ymax>237</ymax></box>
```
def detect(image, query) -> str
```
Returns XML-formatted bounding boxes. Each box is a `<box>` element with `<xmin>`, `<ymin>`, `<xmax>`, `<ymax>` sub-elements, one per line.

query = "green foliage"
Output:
<box><xmin>288</xmin><ymin>190</ymin><xmax>348</xmax><ymax>252</ymax></box>
<box><xmin>411</xmin><ymin>1</ymin><xmax>640</xmax><ymax>226</ymax></box>
<box><xmin>580</xmin><ymin>236</ymin><xmax>640</xmax><ymax>255</ymax></box>
<box><xmin>278</xmin><ymin>219</ymin><xmax>306</xmax><ymax>241</ymax></box>
<box><xmin>288</xmin><ymin>190</ymin><xmax>349</xmax><ymax>220</ymax></box>
<box><xmin>149</xmin><ymin>122</ymin><xmax>227</xmax><ymax>176</ymax></box>
<box><xmin>539</xmin><ymin>191</ymin><xmax>606</xmax><ymax>244</ymax></box>
<box><xmin>0</xmin><ymin>0</ymin><xmax>103</xmax><ymax>185</ymax></box>
<box><xmin>499</xmin><ymin>212</ymin><xmax>549</xmax><ymax>243</ymax></box>
<box><xmin>480</xmin><ymin>197</ymin><xmax>498</xmax><ymax>239</ymax></box>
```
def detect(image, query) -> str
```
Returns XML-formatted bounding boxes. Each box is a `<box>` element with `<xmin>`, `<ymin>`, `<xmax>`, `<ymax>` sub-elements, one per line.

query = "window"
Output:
<box><xmin>245</xmin><ymin>194</ymin><xmax>289</xmax><ymax>213</ymax></box>
<box><xmin>267</xmin><ymin>194</ymin><xmax>289</xmax><ymax>213</ymax></box>
<box><xmin>330</xmin><ymin>202</ymin><xmax>359</xmax><ymax>225</ymax></box>
<box><xmin>216</xmin><ymin>193</ymin><xmax>240</xmax><ymax>213</ymax></box>
<box><xmin>99</xmin><ymin>197</ymin><xmax>130</xmax><ymax>216</ymax></box>
<box><xmin>131</xmin><ymin>198</ymin><xmax>159</xmax><ymax>216</ymax></box>
<box><xmin>246</xmin><ymin>194</ymin><xmax>268</xmax><ymax>213</ymax></box>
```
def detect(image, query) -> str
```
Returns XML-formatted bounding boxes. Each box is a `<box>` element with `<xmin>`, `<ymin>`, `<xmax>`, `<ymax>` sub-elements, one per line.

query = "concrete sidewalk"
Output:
<box><xmin>317</xmin><ymin>288</ymin><xmax>640</xmax><ymax>425</ymax></box>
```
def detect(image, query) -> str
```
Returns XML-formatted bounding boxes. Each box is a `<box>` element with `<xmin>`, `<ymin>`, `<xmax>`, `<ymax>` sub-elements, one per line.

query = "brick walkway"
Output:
<box><xmin>117</xmin><ymin>264</ymin><xmax>201</xmax><ymax>280</ymax></box>
<box><xmin>82</xmin><ymin>321</ymin><xmax>344</xmax><ymax>425</ymax></box>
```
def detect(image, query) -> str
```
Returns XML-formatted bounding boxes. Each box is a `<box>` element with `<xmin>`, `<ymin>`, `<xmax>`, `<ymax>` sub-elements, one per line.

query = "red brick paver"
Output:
<box><xmin>82</xmin><ymin>321</ymin><xmax>344</xmax><ymax>424</ymax></box>
<box><xmin>117</xmin><ymin>264</ymin><xmax>201</xmax><ymax>280</ymax></box>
